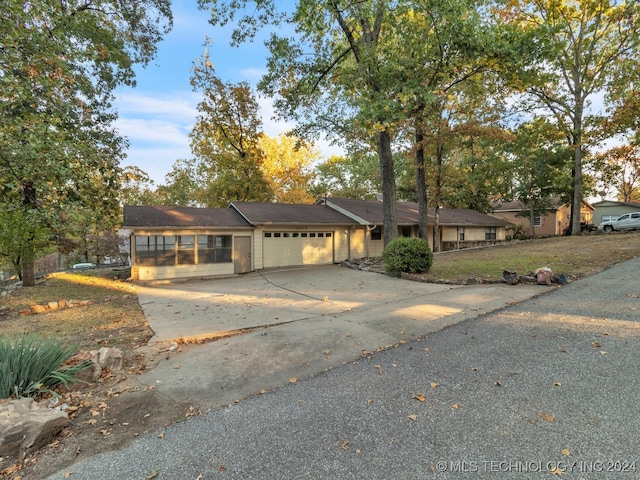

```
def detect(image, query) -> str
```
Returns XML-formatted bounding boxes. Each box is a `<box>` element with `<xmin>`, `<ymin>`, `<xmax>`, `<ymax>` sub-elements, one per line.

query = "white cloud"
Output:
<box><xmin>116</xmin><ymin>117</ymin><xmax>191</xmax><ymax>145</ymax></box>
<box><xmin>114</xmin><ymin>91</ymin><xmax>199</xmax><ymax>121</ymax></box>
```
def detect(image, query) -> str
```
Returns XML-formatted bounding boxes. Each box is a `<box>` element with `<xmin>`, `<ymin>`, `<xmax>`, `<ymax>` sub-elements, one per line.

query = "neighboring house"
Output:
<box><xmin>591</xmin><ymin>200</ymin><xmax>640</xmax><ymax>226</ymax></box>
<box><xmin>489</xmin><ymin>199</ymin><xmax>594</xmax><ymax>237</ymax></box>
<box><xmin>123</xmin><ymin>198</ymin><xmax>512</xmax><ymax>281</ymax></box>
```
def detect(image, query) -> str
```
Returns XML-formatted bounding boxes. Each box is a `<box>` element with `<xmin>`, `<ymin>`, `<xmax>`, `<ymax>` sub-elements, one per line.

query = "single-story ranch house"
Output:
<box><xmin>123</xmin><ymin>198</ymin><xmax>511</xmax><ymax>281</ymax></box>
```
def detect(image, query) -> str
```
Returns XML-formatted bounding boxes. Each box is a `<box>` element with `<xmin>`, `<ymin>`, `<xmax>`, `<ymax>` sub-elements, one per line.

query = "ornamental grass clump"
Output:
<box><xmin>383</xmin><ymin>237</ymin><xmax>433</xmax><ymax>278</ymax></box>
<box><xmin>0</xmin><ymin>333</ymin><xmax>90</xmax><ymax>399</ymax></box>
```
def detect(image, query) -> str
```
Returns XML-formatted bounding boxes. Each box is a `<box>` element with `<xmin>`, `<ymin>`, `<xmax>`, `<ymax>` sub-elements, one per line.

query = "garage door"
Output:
<box><xmin>263</xmin><ymin>231</ymin><xmax>334</xmax><ymax>268</ymax></box>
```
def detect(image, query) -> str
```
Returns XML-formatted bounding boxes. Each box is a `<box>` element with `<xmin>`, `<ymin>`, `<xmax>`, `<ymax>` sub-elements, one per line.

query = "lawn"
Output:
<box><xmin>424</xmin><ymin>232</ymin><xmax>640</xmax><ymax>283</ymax></box>
<box><xmin>0</xmin><ymin>269</ymin><xmax>153</xmax><ymax>353</ymax></box>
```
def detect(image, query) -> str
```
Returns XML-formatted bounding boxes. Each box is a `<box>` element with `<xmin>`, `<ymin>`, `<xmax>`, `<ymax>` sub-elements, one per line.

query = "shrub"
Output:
<box><xmin>382</xmin><ymin>237</ymin><xmax>433</xmax><ymax>277</ymax></box>
<box><xmin>0</xmin><ymin>333</ymin><xmax>90</xmax><ymax>399</ymax></box>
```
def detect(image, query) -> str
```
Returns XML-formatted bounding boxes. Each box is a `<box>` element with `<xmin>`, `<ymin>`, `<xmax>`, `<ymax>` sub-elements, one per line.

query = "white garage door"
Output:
<box><xmin>263</xmin><ymin>231</ymin><xmax>334</xmax><ymax>268</ymax></box>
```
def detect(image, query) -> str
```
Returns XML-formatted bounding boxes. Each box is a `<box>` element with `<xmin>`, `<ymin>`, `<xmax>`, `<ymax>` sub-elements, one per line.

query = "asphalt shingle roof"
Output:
<box><xmin>122</xmin><ymin>200</ymin><xmax>510</xmax><ymax>229</ymax></box>
<box><xmin>323</xmin><ymin>198</ymin><xmax>510</xmax><ymax>227</ymax></box>
<box><xmin>122</xmin><ymin>205</ymin><xmax>251</xmax><ymax>228</ymax></box>
<box><xmin>230</xmin><ymin>202</ymin><xmax>358</xmax><ymax>225</ymax></box>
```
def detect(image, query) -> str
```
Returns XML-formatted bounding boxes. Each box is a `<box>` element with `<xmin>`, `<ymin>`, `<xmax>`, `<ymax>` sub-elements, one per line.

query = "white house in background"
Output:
<box><xmin>122</xmin><ymin>198</ymin><xmax>511</xmax><ymax>281</ymax></box>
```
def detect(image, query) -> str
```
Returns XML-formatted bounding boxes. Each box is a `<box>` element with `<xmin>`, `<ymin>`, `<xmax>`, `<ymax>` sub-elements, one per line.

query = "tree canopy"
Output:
<box><xmin>1</xmin><ymin>0</ymin><xmax>172</xmax><ymax>284</ymax></box>
<box><xmin>502</xmin><ymin>0</ymin><xmax>640</xmax><ymax>234</ymax></box>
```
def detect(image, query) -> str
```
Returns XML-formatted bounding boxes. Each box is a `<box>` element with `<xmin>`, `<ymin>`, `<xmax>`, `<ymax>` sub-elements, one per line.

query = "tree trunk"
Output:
<box><xmin>415</xmin><ymin>127</ymin><xmax>428</xmax><ymax>241</ymax></box>
<box><xmin>21</xmin><ymin>182</ymin><xmax>38</xmax><ymax>287</ymax></box>
<box><xmin>570</xmin><ymin>77</ymin><xmax>584</xmax><ymax>236</ymax></box>
<box><xmin>529</xmin><ymin>203</ymin><xmax>537</xmax><ymax>239</ymax></box>
<box><xmin>22</xmin><ymin>243</ymin><xmax>36</xmax><ymax>287</ymax></box>
<box><xmin>433</xmin><ymin>142</ymin><xmax>444</xmax><ymax>252</ymax></box>
<box><xmin>377</xmin><ymin>128</ymin><xmax>397</xmax><ymax>246</ymax></box>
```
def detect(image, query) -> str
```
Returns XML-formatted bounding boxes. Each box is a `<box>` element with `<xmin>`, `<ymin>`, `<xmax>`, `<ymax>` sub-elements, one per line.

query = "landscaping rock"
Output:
<box><xmin>0</xmin><ymin>398</ymin><xmax>69</xmax><ymax>456</ymax></box>
<box><xmin>91</xmin><ymin>347</ymin><xmax>124</xmax><ymax>373</ymax></box>
<box><xmin>535</xmin><ymin>267</ymin><xmax>553</xmax><ymax>285</ymax></box>
<box><xmin>30</xmin><ymin>304</ymin><xmax>47</xmax><ymax>314</ymax></box>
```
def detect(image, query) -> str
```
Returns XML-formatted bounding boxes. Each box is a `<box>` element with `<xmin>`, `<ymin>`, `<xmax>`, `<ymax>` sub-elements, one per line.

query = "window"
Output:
<box><xmin>156</xmin><ymin>236</ymin><xmax>176</xmax><ymax>265</ymax></box>
<box><xmin>292</xmin><ymin>232</ymin><xmax>299</xmax><ymax>238</ymax></box>
<box><xmin>459</xmin><ymin>228</ymin><xmax>465</xmax><ymax>241</ymax></box>
<box><xmin>371</xmin><ymin>227</ymin><xmax>382</xmax><ymax>241</ymax></box>
<box><xmin>264</xmin><ymin>232</ymin><xmax>272</xmax><ymax>238</ymax></box>
<box><xmin>485</xmin><ymin>227</ymin><xmax>497</xmax><ymax>240</ymax></box>
<box><xmin>135</xmin><ymin>236</ymin><xmax>157</xmax><ymax>266</ymax></box>
<box><xmin>326</xmin><ymin>232</ymin><xmax>332</xmax><ymax>238</ymax></box>
<box><xmin>601</xmin><ymin>215</ymin><xmax>619</xmax><ymax>222</ymax></box>
<box><xmin>301</xmin><ymin>233</ymin><xmax>308</xmax><ymax>237</ymax></box>
<box><xmin>283</xmin><ymin>232</ymin><xmax>290</xmax><ymax>238</ymax></box>
<box><xmin>534</xmin><ymin>216</ymin><xmax>542</xmax><ymax>227</ymax></box>
<box><xmin>274</xmin><ymin>232</ymin><xmax>281</xmax><ymax>238</ymax></box>
<box><xmin>177</xmin><ymin>235</ymin><xmax>195</xmax><ymax>265</ymax></box>
<box><xmin>309</xmin><ymin>232</ymin><xmax>316</xmax><ymax>238</ymax></box>
<box><xmin>401</xmin><ymin>226</ymin><xmax>411</xmax><ymax>237</ymax></box>
<box><xmin>317</xmin><ymin>233</ymin><xmax>324</xmax><ymax>238</ymax></box>
<box><xmin>135</xmin><ymin>235</ymin><xmax>176</xmax><ymax>266</ymax></box>
<box><xmin>197</xmin><ymin>235</ymin><xmax>232</xmax><ymax>263</ymax></box>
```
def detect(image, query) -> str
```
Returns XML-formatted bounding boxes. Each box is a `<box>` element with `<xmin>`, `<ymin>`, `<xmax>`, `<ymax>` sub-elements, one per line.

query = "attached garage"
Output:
<box><xmin>262</xmin><ymin>230</ymin><xmax>335</xmax><ymax>267</ymax></box>
<box><xmin>230</xmin><ymin>202</ymin><xmax>357</xmax><ymax>270</ymax></box>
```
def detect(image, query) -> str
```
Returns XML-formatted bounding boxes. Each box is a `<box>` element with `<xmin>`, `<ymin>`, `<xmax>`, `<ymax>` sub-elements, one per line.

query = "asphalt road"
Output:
<box><xmin>47</xmin><ymin>257</ymin><xmax>640</xmax><ymax>479</ymax></box>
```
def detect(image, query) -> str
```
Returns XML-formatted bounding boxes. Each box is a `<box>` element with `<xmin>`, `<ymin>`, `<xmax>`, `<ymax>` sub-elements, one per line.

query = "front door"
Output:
<box><xmin>234</xmin><ymin>236</ymin><xmax>252</xmax><ymax>273</ymax></box>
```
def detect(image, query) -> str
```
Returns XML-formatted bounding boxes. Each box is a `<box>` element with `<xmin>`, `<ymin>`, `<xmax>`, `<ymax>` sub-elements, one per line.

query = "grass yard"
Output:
<box><xmin>424</xmin><ymin>232</ymin><xmax>640</xmax><ymax>283</ymax></box>
<box><xmin>0</xmin><ymin>269</ymin><xmax>153</xmax><ymax>353</ymax></box>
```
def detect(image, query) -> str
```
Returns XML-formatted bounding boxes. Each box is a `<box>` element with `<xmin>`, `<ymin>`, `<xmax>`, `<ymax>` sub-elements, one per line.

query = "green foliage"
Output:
<box><xmin>188</xmin><ymin>46</ymin><xmax>272</xmax><ymax>207</ymax></box>
<box><xmin>0</xmin><ymin>0</ymin><xmax>172</xmax><ymax>284</ymax></box>
<box><xmin>382</xmin><ymin>237</ymin><xmax>433</xmax><ymax>278</ymax></box>
<box><xmin>0</xmin><ymin>333</ymin><xmax>90</xmax><ymax>399</ymax></box>
<box><xmin>312</xmin><ymin>154</ymin><xmax>381</xmax><ymax>200</ymax></box>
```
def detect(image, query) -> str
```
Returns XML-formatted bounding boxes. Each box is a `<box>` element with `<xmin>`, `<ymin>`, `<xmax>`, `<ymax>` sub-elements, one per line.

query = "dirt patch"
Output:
<box><xmin>0</xmin><ymin>342</ymin><xmax>202</xmax><ymax>479</ymax></box>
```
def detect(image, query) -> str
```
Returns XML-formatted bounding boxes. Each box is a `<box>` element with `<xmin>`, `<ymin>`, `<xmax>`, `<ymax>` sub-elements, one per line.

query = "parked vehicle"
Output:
<box><xmin>72</xmin><ymin>263</ymin><xmax>96</xmax><ymax>270</ymax></box>
<box><xmin>598</xmin><ymin>212</ymin><xmax>640</xmax><ymax>232</ymax></box>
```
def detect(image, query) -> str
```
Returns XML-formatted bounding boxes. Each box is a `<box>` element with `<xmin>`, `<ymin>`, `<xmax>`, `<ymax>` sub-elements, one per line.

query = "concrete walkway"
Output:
<box><xmin>134</xmin><ymin>266</ymin><xmax>543</xmax><ymax>408</ymax></box>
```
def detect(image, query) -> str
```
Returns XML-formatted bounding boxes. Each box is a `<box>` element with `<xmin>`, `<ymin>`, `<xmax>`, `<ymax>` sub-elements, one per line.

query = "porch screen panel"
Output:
<box><xmin>135</xmin><ymin>236</ymin><xmax>155</xmax><ymax>265</ymax></box>
<box><xmin>215</xmin><ymin>235</ymin><xmax>232</xmax><ymax>262</ymax></box>
<box><xmin>156</xmin><ymin>236</ymin><xmax>176</xmax><ymax>265</ymax></box>
<box><xmin>197</xmin><ymin>235</ymin><xmax>232</xmax><ymax>264</ymax></box>
<box><xmin>177</xmin><ymin>235</ymin><xmax>195</xmax><ymax>264</ymax></box>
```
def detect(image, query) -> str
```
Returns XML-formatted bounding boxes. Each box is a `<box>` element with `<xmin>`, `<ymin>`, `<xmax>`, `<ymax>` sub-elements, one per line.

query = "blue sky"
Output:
<box><xmin>113</xmin><ymin>2</ymin><xmax>316</xmax><ymax>185</ymax></box>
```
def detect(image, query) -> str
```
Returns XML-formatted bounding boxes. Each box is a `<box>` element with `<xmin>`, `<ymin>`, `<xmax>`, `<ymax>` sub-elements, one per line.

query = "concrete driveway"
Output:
<box><xmin>134</xmin><ymin>265</ymin><xmax>544</xmax><ymax>409</ymax></box>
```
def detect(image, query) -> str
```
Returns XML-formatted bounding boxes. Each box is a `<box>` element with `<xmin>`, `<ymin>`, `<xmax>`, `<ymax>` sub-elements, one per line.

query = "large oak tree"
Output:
<box><xmin>0</xmin><ymin>0</ymin><xmax>172</xmax><ymax>284</ymax></box>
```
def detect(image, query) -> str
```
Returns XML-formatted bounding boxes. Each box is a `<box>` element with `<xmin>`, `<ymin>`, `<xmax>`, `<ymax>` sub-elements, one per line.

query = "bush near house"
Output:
<box><xmin>383</xmin><ymin>237</ymin><xmax>433</xmax><ymax>277</ymax></box>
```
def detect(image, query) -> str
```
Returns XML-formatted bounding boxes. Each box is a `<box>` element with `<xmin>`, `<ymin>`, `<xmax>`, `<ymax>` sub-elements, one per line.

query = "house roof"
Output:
<box><xmin>321</xmin><ymin>197</ymin><xmax>511</xmax><ymax>227</ymax></box>
<box><xmin>122</xmin><ymin>205</ymin><xmax>251</xmax><ymax>228</ymax></box>
<box><xmin>439</xmin><ymin>209</ymin><xmax>511</xmax><ymax>227</ymax></box>
<box><xmin>320</xmin><ymin>197</ymin><xmax>422</xmax><ymax>225</ymax></box>
<box><xmin>591</xmin><ymin>200</ymin><xmax>640</xmax><ymax>209</ymax></box>
<box><xmin>123</xmin><ymin>199</ymin><xmax>511</xmax><ymax>230</ymax></box>
<box><xmin>492</xmin><ymin>198</ymin><xmax>594</xmax><ymax>212</ymax></box>
<box><xmin>229</xmin><ymin>202</ymin><xmax>359</xmax><ymax>226</ymax></box>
